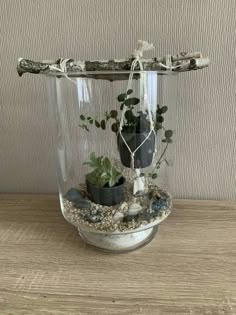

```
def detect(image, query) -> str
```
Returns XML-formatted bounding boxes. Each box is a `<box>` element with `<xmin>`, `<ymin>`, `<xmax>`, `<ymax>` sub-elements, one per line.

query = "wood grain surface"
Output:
<box><xmin>0</xmin><ymin>195</ymin><xmax>235</xmax><ymax>315</ymax></box>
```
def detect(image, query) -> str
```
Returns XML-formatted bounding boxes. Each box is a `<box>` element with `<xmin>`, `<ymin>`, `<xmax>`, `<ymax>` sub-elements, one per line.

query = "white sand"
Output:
<box><xmin>78</xmin><ymin>227</ymin><xmax>155</xmax><ymax>251</ymax></box>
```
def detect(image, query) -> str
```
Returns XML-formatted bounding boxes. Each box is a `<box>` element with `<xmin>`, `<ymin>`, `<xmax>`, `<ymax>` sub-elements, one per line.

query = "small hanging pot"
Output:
<box><xmin>117</xmin><ymin>127</ymin><xmax>155</xmax><ymax>168</ymax></box>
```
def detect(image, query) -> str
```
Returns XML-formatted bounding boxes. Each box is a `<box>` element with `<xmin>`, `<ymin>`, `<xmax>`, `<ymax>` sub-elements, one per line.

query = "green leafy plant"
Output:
<box><xmin>147</xmin><ymin>104</ymin><xmax>173</xmax><ymax>179</ymax></box>
<box><xmin>79</xmin><ymin>89</ymin><xmax>155</xmax><ymax>134</ymax></box>
<box><xmin>79</xmin><ymin>90</ymin><xmax>174</xmax><ymax>180</ymax></box>
<box><xmin>84</xmin><ymin>152</ymin><xmax>122</xmax><ymax>188</ymax></box>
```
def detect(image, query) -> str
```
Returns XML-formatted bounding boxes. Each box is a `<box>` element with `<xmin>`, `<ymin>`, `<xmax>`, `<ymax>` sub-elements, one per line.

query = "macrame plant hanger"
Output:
<box><xmin>118</xmin><ymin>41</ymin><xmax>157</xmax><ymax>169</ymax></box>
<box><xmin>118</xmin><ymin>41</ymin><xmax>158</xmax><ymax>194</ymax></box>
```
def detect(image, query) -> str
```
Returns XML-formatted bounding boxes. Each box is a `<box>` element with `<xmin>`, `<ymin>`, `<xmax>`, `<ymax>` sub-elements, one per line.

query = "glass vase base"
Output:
<box><xmin>78</xmin><ymin>225</ymin><xmax>159</xmax><ymax>253</ymax></box>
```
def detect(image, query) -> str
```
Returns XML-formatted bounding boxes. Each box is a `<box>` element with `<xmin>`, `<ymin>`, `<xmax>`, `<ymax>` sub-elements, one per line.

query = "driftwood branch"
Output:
<box><xmin>17</xmin><ymin>51</ymin><xmax>210</xmax><ymax>80</ymax></box>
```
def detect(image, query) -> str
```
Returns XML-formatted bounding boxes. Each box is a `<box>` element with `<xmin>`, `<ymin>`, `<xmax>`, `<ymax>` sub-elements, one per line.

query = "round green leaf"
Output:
<box><xmin>124</xmin><ymin>110</ymin><xmax>135</xmax><ymax>121</ymax></box>
<box><xmin>111</xmin><ymin>122</ymin><xmax>119</xmax><ymax>133</ymax></box>
<box><xmin>100</xmin><ymin>120</ymin><xmax>106</xmax><ymax>130</ymax></box>
<box><xmin>127</xmin><ymin>89</ymin><xmax>133</xmax><ymax>95</ymax></box>
<box><xmin>110</xmin><ymin>110</ymin><xmax>118</xmax><ymax>118</ymax></box>
<box><xmin>117</xmin><ymin>93</ymin><xmax>126</xmax><ymax>102</ymax></box>
<box><xmin>156</xmin><ymin>116</ymin><xmax>164</xmax><ymax>123</ymax></box>
<box><xmin>165</xmin><ymin>130</ymin><xmax>173</xmax><ymax>138</ymax></box>
<box><xmin>155</xmin><ymin>122</ymin><xmax>162</xmax><ymax>131</ymax></box>
<box><xmin>80</xmin><ymin>115</ymin><xmax>85</xmax><ymax>120</ymax></box>
<box><xmin>152</xmin><ymin>173</ymin><xmax>158</xmax><ymax>179</ymax></box>
<box><xmin>95</xmin><ymin>120</ymin><xmax>100</xmax><ymax>128</ymax></box>
<box><xmin>156</xmin><ymin>108</ymin><xmax>163</xmax><ymax>115</ymax></box>
<box><xmin>161</xmin><ymin>106</ymin><xmax>168</xmax><ymax>113</ymax></box>
<box><xmin>124</xmin><ymin>98</ymin><xmax>140</xmax><ymax>106</ymax></box>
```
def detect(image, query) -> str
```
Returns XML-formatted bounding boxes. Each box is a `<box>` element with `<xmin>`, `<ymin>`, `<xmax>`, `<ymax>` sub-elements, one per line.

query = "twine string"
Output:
<box><xmin>118</xmin><ymin>40</ymin><xmax>156</xmax><ymax>169</ymax></box>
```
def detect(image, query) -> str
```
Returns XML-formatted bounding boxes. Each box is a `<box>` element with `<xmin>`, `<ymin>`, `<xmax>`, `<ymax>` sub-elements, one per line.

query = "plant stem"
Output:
<box><xmin>151</xmin><ymin>143</ymin><xmax>169</xmax><ymax>175</ymax></box>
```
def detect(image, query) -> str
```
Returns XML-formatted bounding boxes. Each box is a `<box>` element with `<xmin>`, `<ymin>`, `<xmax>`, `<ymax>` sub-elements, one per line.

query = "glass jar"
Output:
<box><xmin>47</xmin><ymin>71</ymin><xmax>178</xmax><ymax>252</ymax></box>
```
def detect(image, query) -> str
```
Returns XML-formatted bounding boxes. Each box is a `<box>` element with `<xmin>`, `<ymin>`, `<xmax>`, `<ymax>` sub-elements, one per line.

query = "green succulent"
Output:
<box><xmin>84</xmin><ymin>152</ymin><xmax>122</xmax><ymax>188</ymax></box>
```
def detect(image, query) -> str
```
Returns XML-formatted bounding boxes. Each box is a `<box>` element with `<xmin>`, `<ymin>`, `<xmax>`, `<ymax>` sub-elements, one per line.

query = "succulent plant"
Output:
<box><xmin>84</xmin><ymin>152</ymin><xmax>122</xmax><ymax>188</ymax></box>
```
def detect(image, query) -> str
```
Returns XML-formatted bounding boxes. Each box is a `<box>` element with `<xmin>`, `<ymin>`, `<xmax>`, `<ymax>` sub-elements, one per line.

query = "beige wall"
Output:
<box><xmin>0</xmin><ymin>0</ymin><xmax>235</xmax><ymax>199</ymax></box>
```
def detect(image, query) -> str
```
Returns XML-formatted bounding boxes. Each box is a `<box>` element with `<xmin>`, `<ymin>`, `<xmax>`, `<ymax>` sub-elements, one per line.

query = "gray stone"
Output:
<box><xmin>113</xmin><ymin>212</ymin><xmax>124</xmax><ymax>223</ymax></box>
<box><xmin>65</xmin><ymin>188</ymin><xmax>84</xmax><ymax>202</ymax></box>
<box><xmin>88</xmin><ymin>215</ymin><xmax>102</xmax><ymax>223</ymax></box>
<box><xmin>128</xmin><ymin>203</ymin><xmax>143</xmax><ymax>216</ymax></box>
<box><xmin>120</xmin><ymin>202</ymin><xmax>129</xmax><ymax>211</ymax></box>
<box><xmin>65</xmin><ymin>187</ymin><xmax>90</xmax><ymax>209</ymax></box>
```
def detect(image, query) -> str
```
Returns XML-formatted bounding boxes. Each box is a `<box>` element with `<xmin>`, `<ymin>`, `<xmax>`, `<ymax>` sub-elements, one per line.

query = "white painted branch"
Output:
<box><xmin>17</xmin><ymin>52</ymin><xmax>210</xmax><ymax>80</ymax></box>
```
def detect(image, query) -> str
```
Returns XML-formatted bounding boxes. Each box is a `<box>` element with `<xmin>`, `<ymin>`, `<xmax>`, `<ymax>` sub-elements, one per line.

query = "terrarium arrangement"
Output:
<box><xmin>17</xmin><ymin>40</ymin><xmax>209</xmax><ymax>252</ymax></box>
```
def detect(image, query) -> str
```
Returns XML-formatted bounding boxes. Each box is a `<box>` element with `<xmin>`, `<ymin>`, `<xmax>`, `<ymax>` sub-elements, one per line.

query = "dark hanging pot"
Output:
<box><xmin>117</xmin><ymin>126</ymin><xmax>155</xmax><ymax>168</ymax></box>
<box><xmin>86</xmin><ymin>177</ymin><xmax>125</xmax><ymax>206</ymax></box>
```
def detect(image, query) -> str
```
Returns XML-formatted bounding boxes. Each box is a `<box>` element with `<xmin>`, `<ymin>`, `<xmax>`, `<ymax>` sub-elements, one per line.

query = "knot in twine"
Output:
<box><xmin>131</xmin><ymin>40</ymin><xmax>154</xmax><ymax>69</ymax></box>
<box><xmin>49</xmin><ymin>59</ymin><xmax>77</xmax><ymax>84</ymax></box>
<box><xmin>159</xmin><ymin>54</ymin><xmax>181</xmax><ymax>71</ymax></box>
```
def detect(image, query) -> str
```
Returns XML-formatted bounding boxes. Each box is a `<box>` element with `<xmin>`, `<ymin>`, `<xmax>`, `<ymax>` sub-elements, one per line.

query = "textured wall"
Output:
<box><xmin>0</xmin><ymin>0</ymin><xmax>235</xmax><ymax>199</ymax></box>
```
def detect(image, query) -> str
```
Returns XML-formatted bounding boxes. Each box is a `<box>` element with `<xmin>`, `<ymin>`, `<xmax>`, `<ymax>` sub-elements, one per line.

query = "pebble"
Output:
<box><xmin>64</xmin><ymin>188</ymin><xmax>84</xmax><ymax>202</ymax></box>
<box><xmin>128</xmin><ymin>203</ymin><xmax>143</xmax><ymax>216</ymax></box>
<box><xmin>120</xmin><ymin>202</ymin><xmax>129</xmax><ymax>211</ymax></box>
<box><xmin>88</xmin><ymin>215</ymin><xmax>102</xmax><ymax>223</ymax></box>
<box><xmin>65</xmin><ymin>188</ymin><xmax>90</xmax><ymax>209</ymax></box>
<box><xmin>113</xmin><ymin>212</ymin><xmax>124</xmax><ymax>223</ymax></box>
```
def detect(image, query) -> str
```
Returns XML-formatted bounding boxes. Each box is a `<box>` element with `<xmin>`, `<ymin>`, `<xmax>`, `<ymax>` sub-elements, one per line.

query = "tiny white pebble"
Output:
<box><xmin>113</xmin><ymin>212</ymin><xmax>124</xmax><ymax>223</ymax></box>
<box><xmin>128</xmin><ymin>203</ymin><xmax>143</xmax><ymax>216</ymax></box>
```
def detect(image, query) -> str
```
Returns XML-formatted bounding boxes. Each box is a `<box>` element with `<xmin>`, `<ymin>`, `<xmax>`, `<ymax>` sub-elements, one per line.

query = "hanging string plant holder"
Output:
<box><xmin>118</xmin><ymin>127</ymin><xmax>156</xmax><ymax>169</ymax></box>
<box><xmin>117</xmin><ymin>41</ymin><xmax>157</xmax><ymax>169</ymax></box>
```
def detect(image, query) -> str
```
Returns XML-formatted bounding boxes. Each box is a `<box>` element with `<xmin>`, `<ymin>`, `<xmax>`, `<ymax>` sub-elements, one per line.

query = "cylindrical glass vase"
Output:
<box><xmin>47</xmin><ymin>71</ymin><xmax>178</xmax><ymax>253</ymax></box>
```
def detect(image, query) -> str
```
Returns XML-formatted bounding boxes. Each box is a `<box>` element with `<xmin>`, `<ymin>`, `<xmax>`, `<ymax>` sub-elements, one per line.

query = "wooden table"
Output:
<box><xmin>0</xmin><ymin>195</ymin><xmax>235</xmax><ymax>315</ymax></box>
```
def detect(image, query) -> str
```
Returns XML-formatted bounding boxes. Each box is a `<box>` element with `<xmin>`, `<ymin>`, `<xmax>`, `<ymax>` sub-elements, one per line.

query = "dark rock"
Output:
<box><xmin>123</xmin><ymin>214</ymin><xmax>139</xmax><ymax>223</ymax></box>
<box><xmin>65</xmin><ymin>188</ymin><xmax>84</xmax><ymax>202</ymax></box>
<box><xmin>65</xmin><ymin>188</ymin><xmax>90</xmax><ymax>209</ymax></box>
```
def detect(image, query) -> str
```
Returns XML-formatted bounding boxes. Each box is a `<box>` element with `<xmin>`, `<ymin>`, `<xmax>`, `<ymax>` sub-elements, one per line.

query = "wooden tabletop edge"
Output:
<box><xmin>0</xmin><ymin>193</ymin><xmax>235</xmax><ymax>208</ymax></box>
